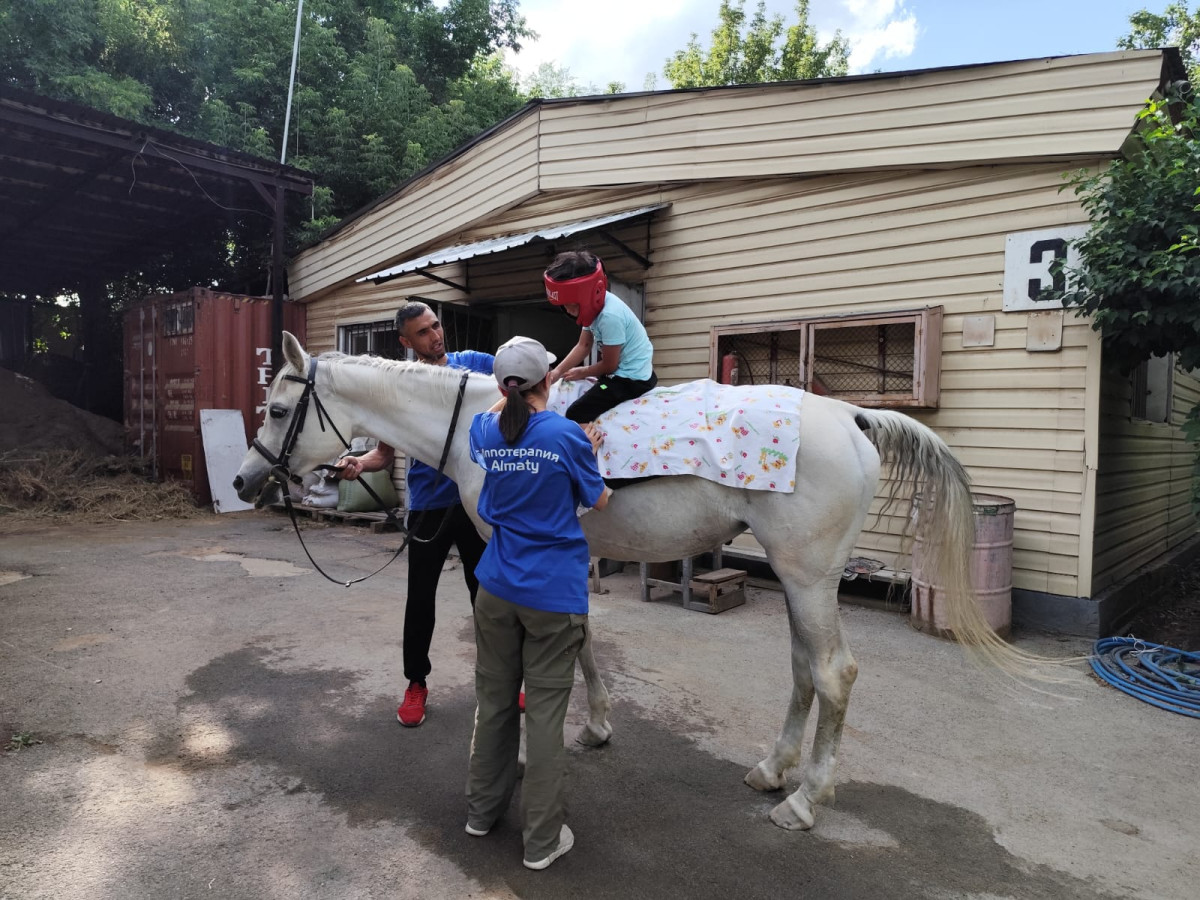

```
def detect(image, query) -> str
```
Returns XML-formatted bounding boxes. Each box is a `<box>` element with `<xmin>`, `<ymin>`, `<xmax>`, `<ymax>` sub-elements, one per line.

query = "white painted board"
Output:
<box><xmin>200</xmin><ymin>409</ymin><xmax>255</xmax><ymax>513</ymax></box>
<box><xmin>1002</xmin><ymin>225</ymin><xmax>1088</xmax><ymax>312</ymax></box>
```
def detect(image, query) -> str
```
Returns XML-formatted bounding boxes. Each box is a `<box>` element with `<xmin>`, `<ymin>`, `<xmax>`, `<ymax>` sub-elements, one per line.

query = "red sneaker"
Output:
<box><xmin>519</xmin><ymin>691</ymin><xmax>526</xmax><ymax>713</ymax></box>
<box><xmin>397</xmin><ymin>681</ymin><xmax>428</xmax><ymax>727</ymax></box>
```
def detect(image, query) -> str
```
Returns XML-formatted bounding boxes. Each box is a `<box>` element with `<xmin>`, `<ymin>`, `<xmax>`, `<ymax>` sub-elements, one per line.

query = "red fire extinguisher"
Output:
<box><xmin>720</xmin><ymin>351</ymin><xmax>739</xmax><ymax>385</ymax></box>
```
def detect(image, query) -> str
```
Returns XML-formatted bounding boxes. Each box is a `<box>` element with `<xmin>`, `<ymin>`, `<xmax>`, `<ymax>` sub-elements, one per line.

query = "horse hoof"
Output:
<box><xmin>744</xmin><ymin>762</ymin><xmax>785</xmax><ymax>792</ymax></box>
<box><xmin>575</xmin><ymin>721</ymin><xmax>613</xmax><ymax>747</ymax></box>
<box><xmin>811</xmin><ymin>784</ymin><xmax>836</xmax><ymax>807</ymax></box>
<box><xmin>769</xmin><ymin>794</ymin><xmax>815</xmax><ymax>831</ymax></box>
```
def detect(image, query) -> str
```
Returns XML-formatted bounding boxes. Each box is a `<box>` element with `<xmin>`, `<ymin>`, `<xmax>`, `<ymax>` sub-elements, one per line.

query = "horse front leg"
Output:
<box><xmin>574</xmin><ymin>622</ymin><xmax>613</xmax><ymax>746</ymax></box>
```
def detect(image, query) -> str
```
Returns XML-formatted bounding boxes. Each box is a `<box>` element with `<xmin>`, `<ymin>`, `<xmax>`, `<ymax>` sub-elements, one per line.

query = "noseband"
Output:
<box><xmin>251</xmin><ymin>357</ymin><xmax>472</xmax><ymax>587</ymax></box>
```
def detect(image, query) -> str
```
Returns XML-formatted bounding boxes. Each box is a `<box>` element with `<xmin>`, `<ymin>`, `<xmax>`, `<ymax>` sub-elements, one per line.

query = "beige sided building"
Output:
<box><xmin>287</xmin><ymin>49</ymin><xmax>1197</xmax><ymax>634</ymax></box>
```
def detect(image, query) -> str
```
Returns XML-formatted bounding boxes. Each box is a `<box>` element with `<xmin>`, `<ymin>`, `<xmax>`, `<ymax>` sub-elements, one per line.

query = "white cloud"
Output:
<box><xmin>503</xmin><ymin>1</ymin><xmax>921</xmax><ymax>93</ymax></box>
<box><xmin>838</xmin><ymin>0</ymin><xmax>919</xmax><ymax>73</ymax></box>
<box><xmin>507</xmin><ymin>0</ymin><xmax>694</xmax><ymax>92</ymax></box>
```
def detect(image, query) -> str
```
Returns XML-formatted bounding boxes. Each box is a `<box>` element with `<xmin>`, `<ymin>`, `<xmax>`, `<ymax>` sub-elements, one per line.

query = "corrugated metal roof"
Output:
<box><xmin>357</xmin><ymin>203</ymin><xmax>669</xmax><ymax>283</ymax></box>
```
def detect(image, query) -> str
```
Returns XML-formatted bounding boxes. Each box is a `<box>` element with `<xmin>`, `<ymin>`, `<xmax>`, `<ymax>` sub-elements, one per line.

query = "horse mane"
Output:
<box><xmin>314</xmin><ymin>351</ymin><xmax>480</xmax><ymax>407</ymax></box>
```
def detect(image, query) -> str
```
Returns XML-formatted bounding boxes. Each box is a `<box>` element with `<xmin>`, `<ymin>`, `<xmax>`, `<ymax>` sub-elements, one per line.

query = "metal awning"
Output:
<box><xmin>357</xmin><ymin>203</ymin><xmax>669</xmax><ymax>288</ymax></box>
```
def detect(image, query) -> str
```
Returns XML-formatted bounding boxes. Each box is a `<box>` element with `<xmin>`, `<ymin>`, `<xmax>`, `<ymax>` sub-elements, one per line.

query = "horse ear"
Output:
<box><xmin>281</xmin><ymin>331</ymin><xmax>308</xmax><ymax>373</ymax></box>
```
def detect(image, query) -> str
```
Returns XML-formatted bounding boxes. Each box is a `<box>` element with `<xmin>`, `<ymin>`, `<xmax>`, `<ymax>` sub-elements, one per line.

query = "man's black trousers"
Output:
<box><xmin>403</xmin><ymin>503</ymin><xmax>487</xmax><ymax>685</ymax></box>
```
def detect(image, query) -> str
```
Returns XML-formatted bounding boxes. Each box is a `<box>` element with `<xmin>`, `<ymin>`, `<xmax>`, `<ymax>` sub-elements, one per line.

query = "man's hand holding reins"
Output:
<box><xmin>335</xmin><ymin>444</ymin><xmax>395</xmax><ymax>480</ymax></box>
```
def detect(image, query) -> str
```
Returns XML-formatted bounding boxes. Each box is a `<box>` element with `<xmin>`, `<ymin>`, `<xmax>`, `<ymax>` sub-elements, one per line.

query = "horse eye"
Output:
<box><xmin>269</xmin><ymin>404</ymin><xmax>288</xmax><ymax>419</ymax></box>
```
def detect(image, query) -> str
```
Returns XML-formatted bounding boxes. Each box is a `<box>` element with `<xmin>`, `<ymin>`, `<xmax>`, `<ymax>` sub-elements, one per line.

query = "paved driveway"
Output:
<box><xmin>0</xmin><ymin>512</ymin><xmax>1195</xmax><ymax>899</ymax></box>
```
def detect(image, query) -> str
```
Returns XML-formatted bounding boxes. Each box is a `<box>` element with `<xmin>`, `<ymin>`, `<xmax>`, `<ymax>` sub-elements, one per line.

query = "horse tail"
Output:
<box><xmin>852</xmin><ymin>408</ymin><xmax>1058</xmax><ymax>677</ymax></box>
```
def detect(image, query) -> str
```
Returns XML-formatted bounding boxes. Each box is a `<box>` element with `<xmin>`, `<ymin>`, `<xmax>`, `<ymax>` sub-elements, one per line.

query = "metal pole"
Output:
<box><xmin>272</xmin><ymin>184</ymin><xmax>285</xmax><ymax>374</ymax></box>
<box><xmin>280</xmin><ymin>0</ymin><xmax>304</xmax><ymax>165</ymax></box>
<box><xmin>274</xmin><ymin>0</ymin><xmax>303</xmax><ymax>369</ymax></box>
<box><xmin>138</xmin><ymin>307</ymin><xmax>145</xmax><ymax>460</ymax></box>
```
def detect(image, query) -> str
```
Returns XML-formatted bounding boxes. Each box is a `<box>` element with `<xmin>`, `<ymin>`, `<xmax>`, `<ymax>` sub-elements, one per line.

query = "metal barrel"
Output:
<box><xmin>910</xmin><ymin>492</ymin><xmax>1015</xmax><ymax>640</ymax></box>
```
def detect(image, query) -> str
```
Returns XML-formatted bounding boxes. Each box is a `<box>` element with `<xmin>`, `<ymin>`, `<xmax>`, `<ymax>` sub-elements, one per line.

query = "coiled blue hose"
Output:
<box><xmin>1091</xmin><ymin>637</ymin><xmax>1200</xmax><ymax>719</ymax></box>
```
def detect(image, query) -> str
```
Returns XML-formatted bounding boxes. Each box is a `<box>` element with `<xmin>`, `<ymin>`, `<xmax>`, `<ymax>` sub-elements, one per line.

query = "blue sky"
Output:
<box><xmin>504</xmin><ymin>0</ymin><xmax>1167</xmax><ymax>92</ymax></box>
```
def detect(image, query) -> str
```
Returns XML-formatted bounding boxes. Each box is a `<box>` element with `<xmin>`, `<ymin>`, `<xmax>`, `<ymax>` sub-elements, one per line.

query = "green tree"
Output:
<box><xmin>1049</xmin><ymin>88</ymin><xmax>1200</xmax><ymax>449</ymax></box>
<box><xmin>521</xmin><ymin>61</ymin><xmax>624</xmax><ymax>98</ymax></box>
<box><xmin>663</xmin><ymin>0</ymin><xmax>848</xmax><ymax>88</ymax></box>
<box><xmin>0</xmin><ymin>0</ymin><xmax>182</xmax><ymax>118</ymax></box>
<box><xmin>1120</xmin><ymin>2</ymin><xmax>1200</xmax><ymax>81</ymax></box>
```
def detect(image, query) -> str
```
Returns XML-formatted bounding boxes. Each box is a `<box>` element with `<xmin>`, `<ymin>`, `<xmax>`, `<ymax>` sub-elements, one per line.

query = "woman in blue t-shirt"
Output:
<box><xmin>465</xmin><ymin>336</ymin><xmax>609</xmax><ymax>871</ymax></box>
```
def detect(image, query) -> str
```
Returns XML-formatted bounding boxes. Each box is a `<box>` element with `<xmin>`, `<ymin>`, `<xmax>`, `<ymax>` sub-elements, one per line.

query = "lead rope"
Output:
<box><xmin>278</xmin><ymin>369</ymin><xmax>472</xmax><ymax>587</ymax></box>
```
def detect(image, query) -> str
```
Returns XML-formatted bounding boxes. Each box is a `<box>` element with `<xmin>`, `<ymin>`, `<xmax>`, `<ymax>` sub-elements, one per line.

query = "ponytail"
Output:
<box><xmin>499</xmin><ymin>378</ymin><xmax>533</xmax><ymax>444</ymax></box>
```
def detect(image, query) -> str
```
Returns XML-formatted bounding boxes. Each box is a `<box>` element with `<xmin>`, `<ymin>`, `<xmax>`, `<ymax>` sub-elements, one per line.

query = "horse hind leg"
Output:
<box><xmin>574</xmin><ymin>624</ymin><xmax>613</xmax><ymax>747</ymax></box>
<box><xmin>749</xmin><ymin>571</ymin><xmax>859</xmax><ymax>831</ymax></box>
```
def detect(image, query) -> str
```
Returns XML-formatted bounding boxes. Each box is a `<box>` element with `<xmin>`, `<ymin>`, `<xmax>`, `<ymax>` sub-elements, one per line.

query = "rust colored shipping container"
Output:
<box><xmin>123</xmin><ymin>288</ymin><xmax>306</xmax><ymax>506</ymax></box>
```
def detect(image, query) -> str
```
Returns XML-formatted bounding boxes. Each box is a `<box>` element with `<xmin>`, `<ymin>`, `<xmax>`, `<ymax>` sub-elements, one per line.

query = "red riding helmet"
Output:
<box><xmin>544</xmin><ymin>260</ymin><xmax>608</xmax><ymax>327</ymax></box>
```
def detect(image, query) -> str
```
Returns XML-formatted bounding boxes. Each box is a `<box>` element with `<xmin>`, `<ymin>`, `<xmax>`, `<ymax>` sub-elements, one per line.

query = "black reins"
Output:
<box><xmin>251</xmin><ymin>357</ymin><xmax>473</xmax><ymax>586</ymax></box>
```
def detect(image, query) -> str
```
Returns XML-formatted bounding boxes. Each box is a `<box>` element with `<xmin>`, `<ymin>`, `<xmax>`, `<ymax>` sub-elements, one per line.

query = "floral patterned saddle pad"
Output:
<box><xmin>547</xmin><ymin>379</ymin><xmax>803</xmax><ymax>492</ymax></box>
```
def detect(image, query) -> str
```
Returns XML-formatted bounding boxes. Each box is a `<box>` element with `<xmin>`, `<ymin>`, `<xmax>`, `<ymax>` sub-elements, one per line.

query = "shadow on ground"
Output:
<box><xmin>145</xmin><ymin>645</ymin><xmax>1115</xmax><ymax>900</ymax></box>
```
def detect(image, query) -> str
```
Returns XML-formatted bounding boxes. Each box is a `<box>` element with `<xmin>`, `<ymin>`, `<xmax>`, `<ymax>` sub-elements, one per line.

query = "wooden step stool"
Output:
<box><xmin>639</xmin><ymin>550</ymin><xmax>747</xmax><ymax>614</ymax></box>
<box><xmin>688</xmin><ymin>568</ymin><xmax>747</xmax><ymax>614</ymax></box>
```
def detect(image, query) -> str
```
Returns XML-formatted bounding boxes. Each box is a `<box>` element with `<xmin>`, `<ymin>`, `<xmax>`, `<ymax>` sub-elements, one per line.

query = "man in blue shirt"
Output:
<box><xmin>337</xmin><ymin>301</ymin><xmax>493</xmax><ymax>727</ymax></box>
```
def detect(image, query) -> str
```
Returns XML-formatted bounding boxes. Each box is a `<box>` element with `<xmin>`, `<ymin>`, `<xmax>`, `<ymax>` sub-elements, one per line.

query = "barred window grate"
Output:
<box><xmin>712</xmin><ymin>307</ymin><xmax>941</xmax><ymax>408</ymax></box>
<box><xmin>716</xmin><ymin>331</ymin><xmax>802</xmax><ymax>387</ymax></box>
<box><xmin>338</xmin><ymin>321</ymin><xmax>403</xmax><ymax>359</ymax></box>
<box><xmin>811</xmin><ymin>323</ymin><xmax>914</xmax><ymax>394</ymax></box>
<box><xmin>438</xmin><ymin>303</ymin><xmax>494</xmax><ymax>355</ymax></box>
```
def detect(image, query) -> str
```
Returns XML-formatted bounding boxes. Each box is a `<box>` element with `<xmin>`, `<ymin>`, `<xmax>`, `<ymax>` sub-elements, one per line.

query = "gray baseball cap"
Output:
<box><xmin>494</xmin><ymin>336</ymin><xmax>556</xmax><ymax>391</ymax></box>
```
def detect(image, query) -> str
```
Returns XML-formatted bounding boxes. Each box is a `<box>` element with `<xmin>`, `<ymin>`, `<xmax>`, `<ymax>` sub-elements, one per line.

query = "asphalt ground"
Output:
<box><xmin>1</xmin><ymin>511</ymin><xmax>1197</xmax><ymax>899</ymax></box>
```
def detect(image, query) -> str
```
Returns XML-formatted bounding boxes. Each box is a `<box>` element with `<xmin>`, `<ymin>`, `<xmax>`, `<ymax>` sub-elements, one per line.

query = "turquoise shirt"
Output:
<box><xmin>585</xmin><ymin>292</ymin><xmax>654</xmax><ymax>381</ymax></box>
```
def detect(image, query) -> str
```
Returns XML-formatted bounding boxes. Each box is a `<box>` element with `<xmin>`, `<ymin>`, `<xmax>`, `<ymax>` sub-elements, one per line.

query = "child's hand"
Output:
<box><xmin>563</xmin><ymin>367</ymin><xmax>589</xmax><ymax>382</ymax></box>
<box><xmin>582</xmin><ymin>423</ymin><xmax>604</xmax><ymax>452</ymax></box>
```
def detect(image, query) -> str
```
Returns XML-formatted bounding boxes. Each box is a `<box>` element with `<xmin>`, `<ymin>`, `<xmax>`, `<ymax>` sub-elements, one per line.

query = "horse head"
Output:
<box><xmin>233</xmin><ymin>331</ymin><xmax>354</xmax><ymax>506</ymax></box>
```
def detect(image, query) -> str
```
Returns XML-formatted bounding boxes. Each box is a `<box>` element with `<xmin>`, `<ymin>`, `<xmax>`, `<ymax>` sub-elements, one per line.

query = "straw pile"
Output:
<box><xmin>0</xmin><ymin>450</ymin><xmax>203</xmax><ymax>527</ymax></box>
<box><xmin>1</xmin><ymin>368</ymin><xmax>205</xmax><ymax>526</ymax></box>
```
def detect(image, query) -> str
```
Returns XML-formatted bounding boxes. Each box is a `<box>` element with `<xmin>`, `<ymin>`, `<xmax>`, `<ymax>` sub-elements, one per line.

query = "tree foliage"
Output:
<box><xmin>522</xmin><ymin>61</ymin><xmax>624</xmax><ymax>99</ymax></box>
<box><xmin>1054</xmin><ymin>91</ymin><xmax>1200</xmax><ymax>371</ymax></box>
<box><xmin>663</xmin><ymin>0</ymin><xmax>848</xmax><ymax>88</ymax></box>
<box><xmin>1119</xmin><ymin>2</ymin><xmax>1200</xmax><ymax>81</ymax></box>
<box><xmin>1050</xmin><ymin>88</ymin><xmax>1200</xmax><ymax>449</ymax></box>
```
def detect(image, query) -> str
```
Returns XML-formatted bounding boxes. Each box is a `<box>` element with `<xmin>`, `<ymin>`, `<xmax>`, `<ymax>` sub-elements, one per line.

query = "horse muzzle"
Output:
<box><xmin>233</xmin><ymin>466</ymin><xmax>279</xmax><ymax>506</ymax></box>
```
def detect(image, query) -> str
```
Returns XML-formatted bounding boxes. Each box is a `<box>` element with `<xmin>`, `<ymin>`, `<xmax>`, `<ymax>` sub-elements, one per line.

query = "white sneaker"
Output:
<box><xmin>523</xmin><ymin>824</ymin><xmax>574</xmax><ymax>870</ymax></box>
<box><xmin>465</xmin><ymin>822</ymin><xmax>490</xmax><ymax>837</ymax></box>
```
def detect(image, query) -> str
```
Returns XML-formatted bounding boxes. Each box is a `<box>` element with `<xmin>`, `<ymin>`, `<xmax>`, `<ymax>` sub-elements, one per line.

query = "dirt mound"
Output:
<box><xmin>0</xmin><ymin>367</ymin><xmax>123</xmax><ymax>456</ymax></box>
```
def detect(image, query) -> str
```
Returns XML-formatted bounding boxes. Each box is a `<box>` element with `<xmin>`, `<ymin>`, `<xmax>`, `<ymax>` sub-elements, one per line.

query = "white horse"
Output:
<box><xmin>234</xmin><ymin>332</ymin><xmax>1010</xmax><ymax>831</ymax></box>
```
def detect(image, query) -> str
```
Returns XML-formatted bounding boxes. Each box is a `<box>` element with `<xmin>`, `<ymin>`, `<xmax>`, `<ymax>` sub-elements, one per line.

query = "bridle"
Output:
<box><xmin>250</xmin><ymin>356</ymin><xmax>473</xmax><ymax>586</ymax></box>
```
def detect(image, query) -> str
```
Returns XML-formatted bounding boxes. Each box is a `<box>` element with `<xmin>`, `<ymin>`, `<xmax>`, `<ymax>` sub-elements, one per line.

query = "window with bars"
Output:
<box><xmin>338</xmin><ymin>320</ymin><xmax>403</xmax><ymax>359</ymax></box>
<box><xmin>711</xmin><ymin>307</ymin><xmax>943</xmax><ymax>408</ymax></box>
<box><xmin>337</xmin><ymin>303</ymin><xmax>495</xmax><ymax>361</ymax></box>
<box><xmin>437</xmin><ymin>302</ymin><xmax>494</xmax><ymax>354</ymax></box>
<box><xmin>1130</xmin><ymin>354</ymin><xmax>1173</xmax><ymax>423</ymax></box>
